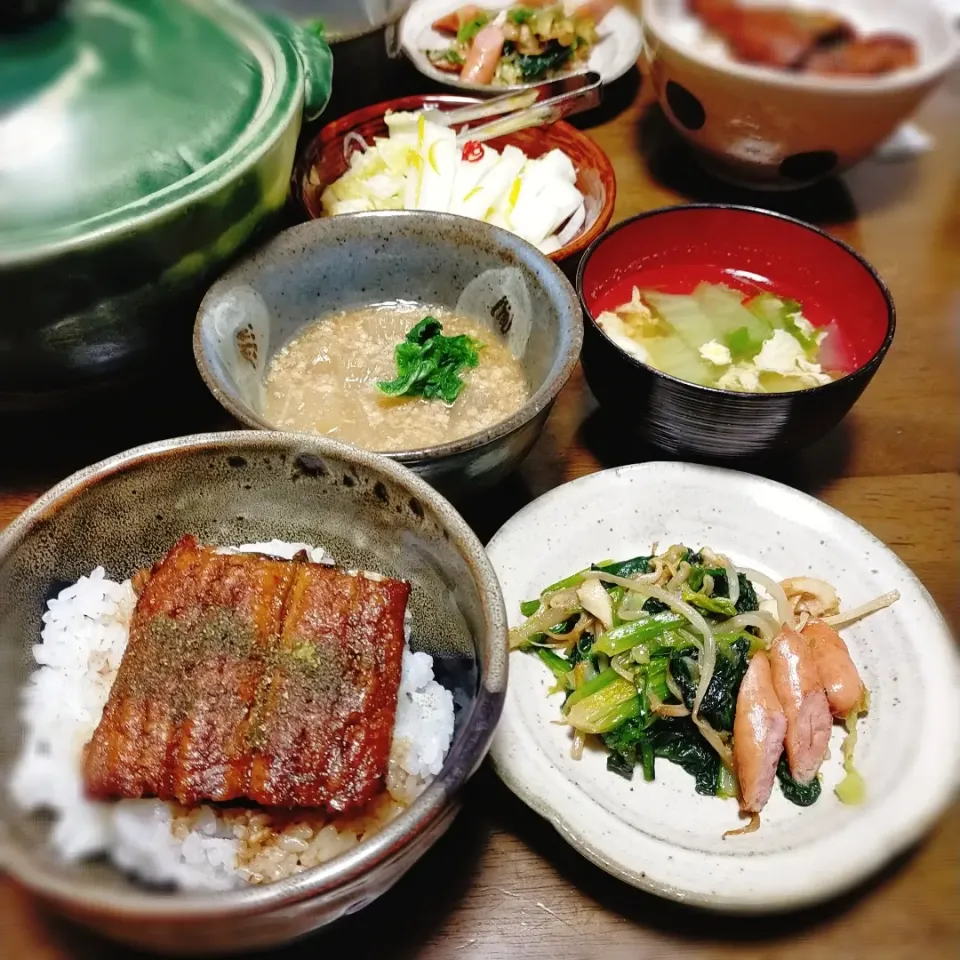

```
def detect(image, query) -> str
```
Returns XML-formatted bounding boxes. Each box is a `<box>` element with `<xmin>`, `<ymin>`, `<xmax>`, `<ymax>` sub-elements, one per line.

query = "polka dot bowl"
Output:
<box><xmin>576</xmin><ymin>204</ymin><xmax>896</xmax><ymax>457</ymax></box>
<box><xmin>643</xmin><ymin>0</ymin><xmax>959</xmax><ymax>189</ymax></box>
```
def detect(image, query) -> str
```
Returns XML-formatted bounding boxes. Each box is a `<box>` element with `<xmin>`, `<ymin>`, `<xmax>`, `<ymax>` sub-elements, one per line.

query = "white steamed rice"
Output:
<box><xmin>10</xmin><ymin>540</ymin><xmax>456</xmax><ymax>891</ymax></box>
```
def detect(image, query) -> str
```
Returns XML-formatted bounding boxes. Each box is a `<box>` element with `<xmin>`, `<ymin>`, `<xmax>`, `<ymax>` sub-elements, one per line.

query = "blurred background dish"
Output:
<box><xmin>296</xmin><ymin>92</ymin><xmax>616</xmax><ymax>265</ymax></box>
<box><xmin>194</xmin><ymin>211</ymin><xmax>583</xmax><ymax>500</ymax></box>
<box><xmin>245</xmin><ymin>0</ymin><xmax>414</xmax><ymax>118</ymax></box>
<box><xmin>643</xmin><ymin>0</ymin><xmax>959</xmax><ymax>188</ymax></box>
<box><xmin>400</xmin><ymin>0</ymin><xmax>643</xmax><ymax>93</ymax></box>
<box><xmin>246</xmin><ymin>0</ymin><xmax>410</xmax><ymax>40</ymax></box>
<box><xmin>0</xmin><ymin>0</ymin><xmax>332</xmax><ymax>412</ymax></box>
<box><xmin>0</xmin><ymin>431</ymin><xmax>507</xmax><ymax>953</ymax></box>
<box><xmin>577</xmin><ymin>204</ymin><xmax>895</xmax><ymax>458</ymax></box>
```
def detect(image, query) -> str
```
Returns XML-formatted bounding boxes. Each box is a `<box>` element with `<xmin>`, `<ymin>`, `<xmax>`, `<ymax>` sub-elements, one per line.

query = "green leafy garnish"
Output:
<box><xmin>377</xmin><ymin>317</ymin><xmax>482</xmax><ymax>404</ymax></box>
<box><xmin>457</xmin><ymin>14</ymin><xmax>490</xmax><ymax>44</ymax></box>
<box><xmin>438</xmin><ymin>48</ymin><xmax>465</xmax><ymax>66</ymax></box>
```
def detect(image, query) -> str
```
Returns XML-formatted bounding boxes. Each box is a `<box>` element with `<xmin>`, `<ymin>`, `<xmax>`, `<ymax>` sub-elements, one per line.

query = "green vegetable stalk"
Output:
<box><xmin>378</xmin><ymin>317</ymin><xmax>482</xmax><ymax>404</ymax></box>
<box><xmin>564</xmin><ymin>676</ymin><xmax>640</xmax><ymax>734</ymax></box>
<box><xmin>563</xmin><ymin>666</ymin><xmax>618</xmax><ymax>713</ymax></box>
<box><xmin>681</xmin><ymin>583</ymin><xmax>737</xmax><ymax>617</ymax></box>
<box><xmin>592</xmin><ymin>613</ymin><xmax>685</xmax><ymax>657</ymax></box>
<box><xmin>537</xmin><ymin>648</ymin><xmax>573</xmax><ymax>688</ymax></box>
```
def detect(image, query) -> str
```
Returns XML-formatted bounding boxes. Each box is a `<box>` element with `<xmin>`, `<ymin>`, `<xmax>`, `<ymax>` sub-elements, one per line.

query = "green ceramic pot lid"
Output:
<box><xmin>0</xmin><ymin>0</ymin><xmax>332</xmax><ymax>261</ymax></box>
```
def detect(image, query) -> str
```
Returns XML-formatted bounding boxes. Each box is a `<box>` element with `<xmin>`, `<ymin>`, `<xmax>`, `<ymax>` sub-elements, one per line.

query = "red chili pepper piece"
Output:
<box><xmin>461</xmin><ymin>141</ymin><xmax>484</xmax><ymax>163</ymax></box>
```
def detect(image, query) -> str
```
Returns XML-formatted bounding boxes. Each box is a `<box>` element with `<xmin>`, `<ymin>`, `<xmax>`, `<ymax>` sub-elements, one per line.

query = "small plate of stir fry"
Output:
<box><xmin>487</xmin><ymin>462</ymin><xmax>960</xmax><ymax>911</ymax></box>
<box><xmin>400</xmin><ymin>1</ymin><xmax>644</xmax><ymax>92</ymax></box>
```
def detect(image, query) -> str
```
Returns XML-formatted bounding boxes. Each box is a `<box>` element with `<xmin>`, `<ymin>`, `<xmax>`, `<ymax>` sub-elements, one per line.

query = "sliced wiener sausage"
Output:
<box><xmin>733</xmin><ymin>652</ymin><xmax>787</xmax><ymax>813</ymax></box>
<box><xmin>769</xmin><ymin>625</ymin><xmax>832</xmax><ymax>784</ymax></box>
<box><xmin>803</xmin><ymin>619</ymin><xmax>865</xmax><ymax>718</ymax></box>
<box><xmin>461</xmin><ymin>24</ymin><xmax>505</xmax><ymax>85</ymax></box>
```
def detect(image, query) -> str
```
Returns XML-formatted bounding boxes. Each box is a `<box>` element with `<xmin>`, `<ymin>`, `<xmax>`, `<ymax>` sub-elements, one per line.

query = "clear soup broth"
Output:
<box><xmin>263</xmin><ymin>303</ymin><xmax>530</xmax><ymax>452</ymax></box>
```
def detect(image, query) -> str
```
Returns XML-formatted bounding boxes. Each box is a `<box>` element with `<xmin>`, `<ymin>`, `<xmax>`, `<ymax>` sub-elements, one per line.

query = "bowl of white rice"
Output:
<box><xmin>0</xmin><ymin>431</ymin><xmax>507</xmax><ymax>954</ymax></box>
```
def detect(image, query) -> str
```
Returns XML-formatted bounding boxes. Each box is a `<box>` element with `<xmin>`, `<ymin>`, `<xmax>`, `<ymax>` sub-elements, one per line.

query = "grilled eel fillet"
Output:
<box><xmin>82</xmin><ymin>535</ymin><xmax>410</xmax><ymax>812</ymax></box>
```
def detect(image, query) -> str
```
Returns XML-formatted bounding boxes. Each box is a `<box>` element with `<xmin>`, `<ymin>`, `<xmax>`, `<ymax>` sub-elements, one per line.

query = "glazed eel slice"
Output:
<box><xmin>82</xmin><ymin>535</ymin><xmax>410</xmax><ymax>812</ymax></box>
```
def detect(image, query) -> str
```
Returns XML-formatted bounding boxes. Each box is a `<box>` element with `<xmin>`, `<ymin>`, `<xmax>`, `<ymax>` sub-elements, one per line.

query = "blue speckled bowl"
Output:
<box><xmin>193</xmin><ymin>211</ymin><xmax>583</xmax><ymax>500</ymax></box>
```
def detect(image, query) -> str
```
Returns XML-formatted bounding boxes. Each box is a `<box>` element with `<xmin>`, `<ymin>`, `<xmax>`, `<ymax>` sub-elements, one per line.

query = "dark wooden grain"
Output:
<box><xmin>1</xmin><ymin>58</ymin><xmax>957</xmax><ymax>960</ymax></box>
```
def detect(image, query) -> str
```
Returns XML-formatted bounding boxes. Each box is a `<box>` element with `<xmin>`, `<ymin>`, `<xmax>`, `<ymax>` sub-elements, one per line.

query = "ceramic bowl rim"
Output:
<box><xmin>644</xmin><ymin>0</ymin><xmax>960</xmax><ymax>95</ymax></box>
<box><xmin>575</xmin><ymin>203</ymin><xmax>896</xmax><ymax>401</ymax></box>
<box><xmin>0</xmin><ymin>430</ymin><xmax>508</xmax><ymax>921</ymax></box>
<box><xmin>293</xmin><ymin>92</ymin><xmax>618</xmax><ymax>264</ymax></box>
<box><xmin>193</xmin><ymin>211</ymin><xmax>584</xmax><ymax>461</ymax></box>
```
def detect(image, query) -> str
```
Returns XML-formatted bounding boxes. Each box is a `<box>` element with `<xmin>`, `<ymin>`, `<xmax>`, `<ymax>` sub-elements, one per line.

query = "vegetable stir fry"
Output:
<box><xmin>428</xmin><ymin>3</ymin><xmax>615</xmax><ymax>86</ymax></box>
<box><xmin>510</xmin><ymin>543</ymin><xmax>898</xmax><ymax>831</ymax></box>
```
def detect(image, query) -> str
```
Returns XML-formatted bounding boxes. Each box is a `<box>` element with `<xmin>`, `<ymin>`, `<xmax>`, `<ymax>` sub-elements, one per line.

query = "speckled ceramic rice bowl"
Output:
<box><xmin>0</xmin><ymin>432</ymin><xmax>507</xmax><ymax>954</ymax></box>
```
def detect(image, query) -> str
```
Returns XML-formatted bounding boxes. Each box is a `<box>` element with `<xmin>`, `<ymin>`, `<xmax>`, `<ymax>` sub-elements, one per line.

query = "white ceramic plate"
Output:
<box><xmin>399</xmin><ymin>1</ymin><xmax>643</xmax><ymax>93</ymax></box>
<box><xmin>487</xmin><ymin>462</ymin><xmax>960</xmax><ymax>911</ymax></box>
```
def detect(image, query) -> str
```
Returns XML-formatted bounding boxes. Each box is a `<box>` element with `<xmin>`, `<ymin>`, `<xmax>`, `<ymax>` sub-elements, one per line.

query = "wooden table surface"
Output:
<box><xmin>1</xmin><ymin>61</ymin><xmax>958</xmax><ymax>960</ymax></box>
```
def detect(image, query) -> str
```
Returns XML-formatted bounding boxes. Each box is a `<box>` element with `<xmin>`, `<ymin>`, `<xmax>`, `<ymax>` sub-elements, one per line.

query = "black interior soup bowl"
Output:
<box><xmin>576</xmin><ymin>205</ymin><xmax>896</xmax><ymax>459</ymax></box>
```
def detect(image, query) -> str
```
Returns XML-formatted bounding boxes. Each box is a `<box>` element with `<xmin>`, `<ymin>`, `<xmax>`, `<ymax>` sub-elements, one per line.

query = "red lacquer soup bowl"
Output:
<box><xmin>576</xmin><ymin>205</ymin><xmax>896</xmax><ymax>458</ymax></box>
<box><xmin>295</xmin><ymin>94</ymin><xmax>617</xmax><ymax>267</ymax></box>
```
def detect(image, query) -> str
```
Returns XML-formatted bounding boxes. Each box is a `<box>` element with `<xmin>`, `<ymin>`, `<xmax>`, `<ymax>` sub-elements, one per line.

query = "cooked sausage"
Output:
<box><xmin>572</xmin><ymin>0</ymin><xmax>618</xmax><ymax>22</ymax></box>
<box><xmin>692</xmin><ymin>2</ymin><xmax>854</xmax><ymax>71</ymax></box>
<box><xmin>805</xmin><ymin>35</ymin><xmax>918</xmax><ymax>76</ymax></box>
<box><xmin>733</xmin><ymin>652</ymin><xmax>787</xmax><ymax>813</ymax></box>
<box><xmin>769</xmin><ymin>625</ymin><xmax>832</xmax><ymax>784</ymax></box>
<box><xmin>432</xmin><ymin>6</ymin><xmax>483</xmax><ymax>35</ymax></box>
<box><xmin>723</xmin><ymin>10</ymin><xmax>823</xmax><ymax>69</ymax></box>
<box><xmin>803</xmin><ymin>620</ymin><xmax>865</xmax><ymax>717</ymax></box>
<box><xmin>461</xmin><ymin>24</ymin><xmax>505</xmax><ymax>85</ymax></box>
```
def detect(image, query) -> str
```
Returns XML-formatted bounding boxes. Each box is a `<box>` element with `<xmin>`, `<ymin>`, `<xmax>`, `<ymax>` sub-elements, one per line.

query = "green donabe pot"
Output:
<box><xmin>0</xmin><ymin>0</ymin><xmax>333</xmax><ymax>410</ymax></box>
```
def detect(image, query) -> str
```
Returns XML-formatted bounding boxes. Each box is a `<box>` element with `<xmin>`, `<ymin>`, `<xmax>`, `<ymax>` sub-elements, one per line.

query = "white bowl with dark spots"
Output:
<box><xmin>643</xmin><ymin>0</ymin><xmax>959</xmax><ymax>188</ymax></box>
<box><xmin>487</xmin><ymin>461</ymin><xmax>960</xmax><ymax>911</ymax></box>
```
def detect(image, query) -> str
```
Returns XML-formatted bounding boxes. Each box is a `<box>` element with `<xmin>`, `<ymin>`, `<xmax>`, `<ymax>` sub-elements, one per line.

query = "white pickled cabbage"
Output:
<box><xmin>321</xmin><ymin>114</ymin><xmax>585</xmax><ymax>254</ymax></box>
